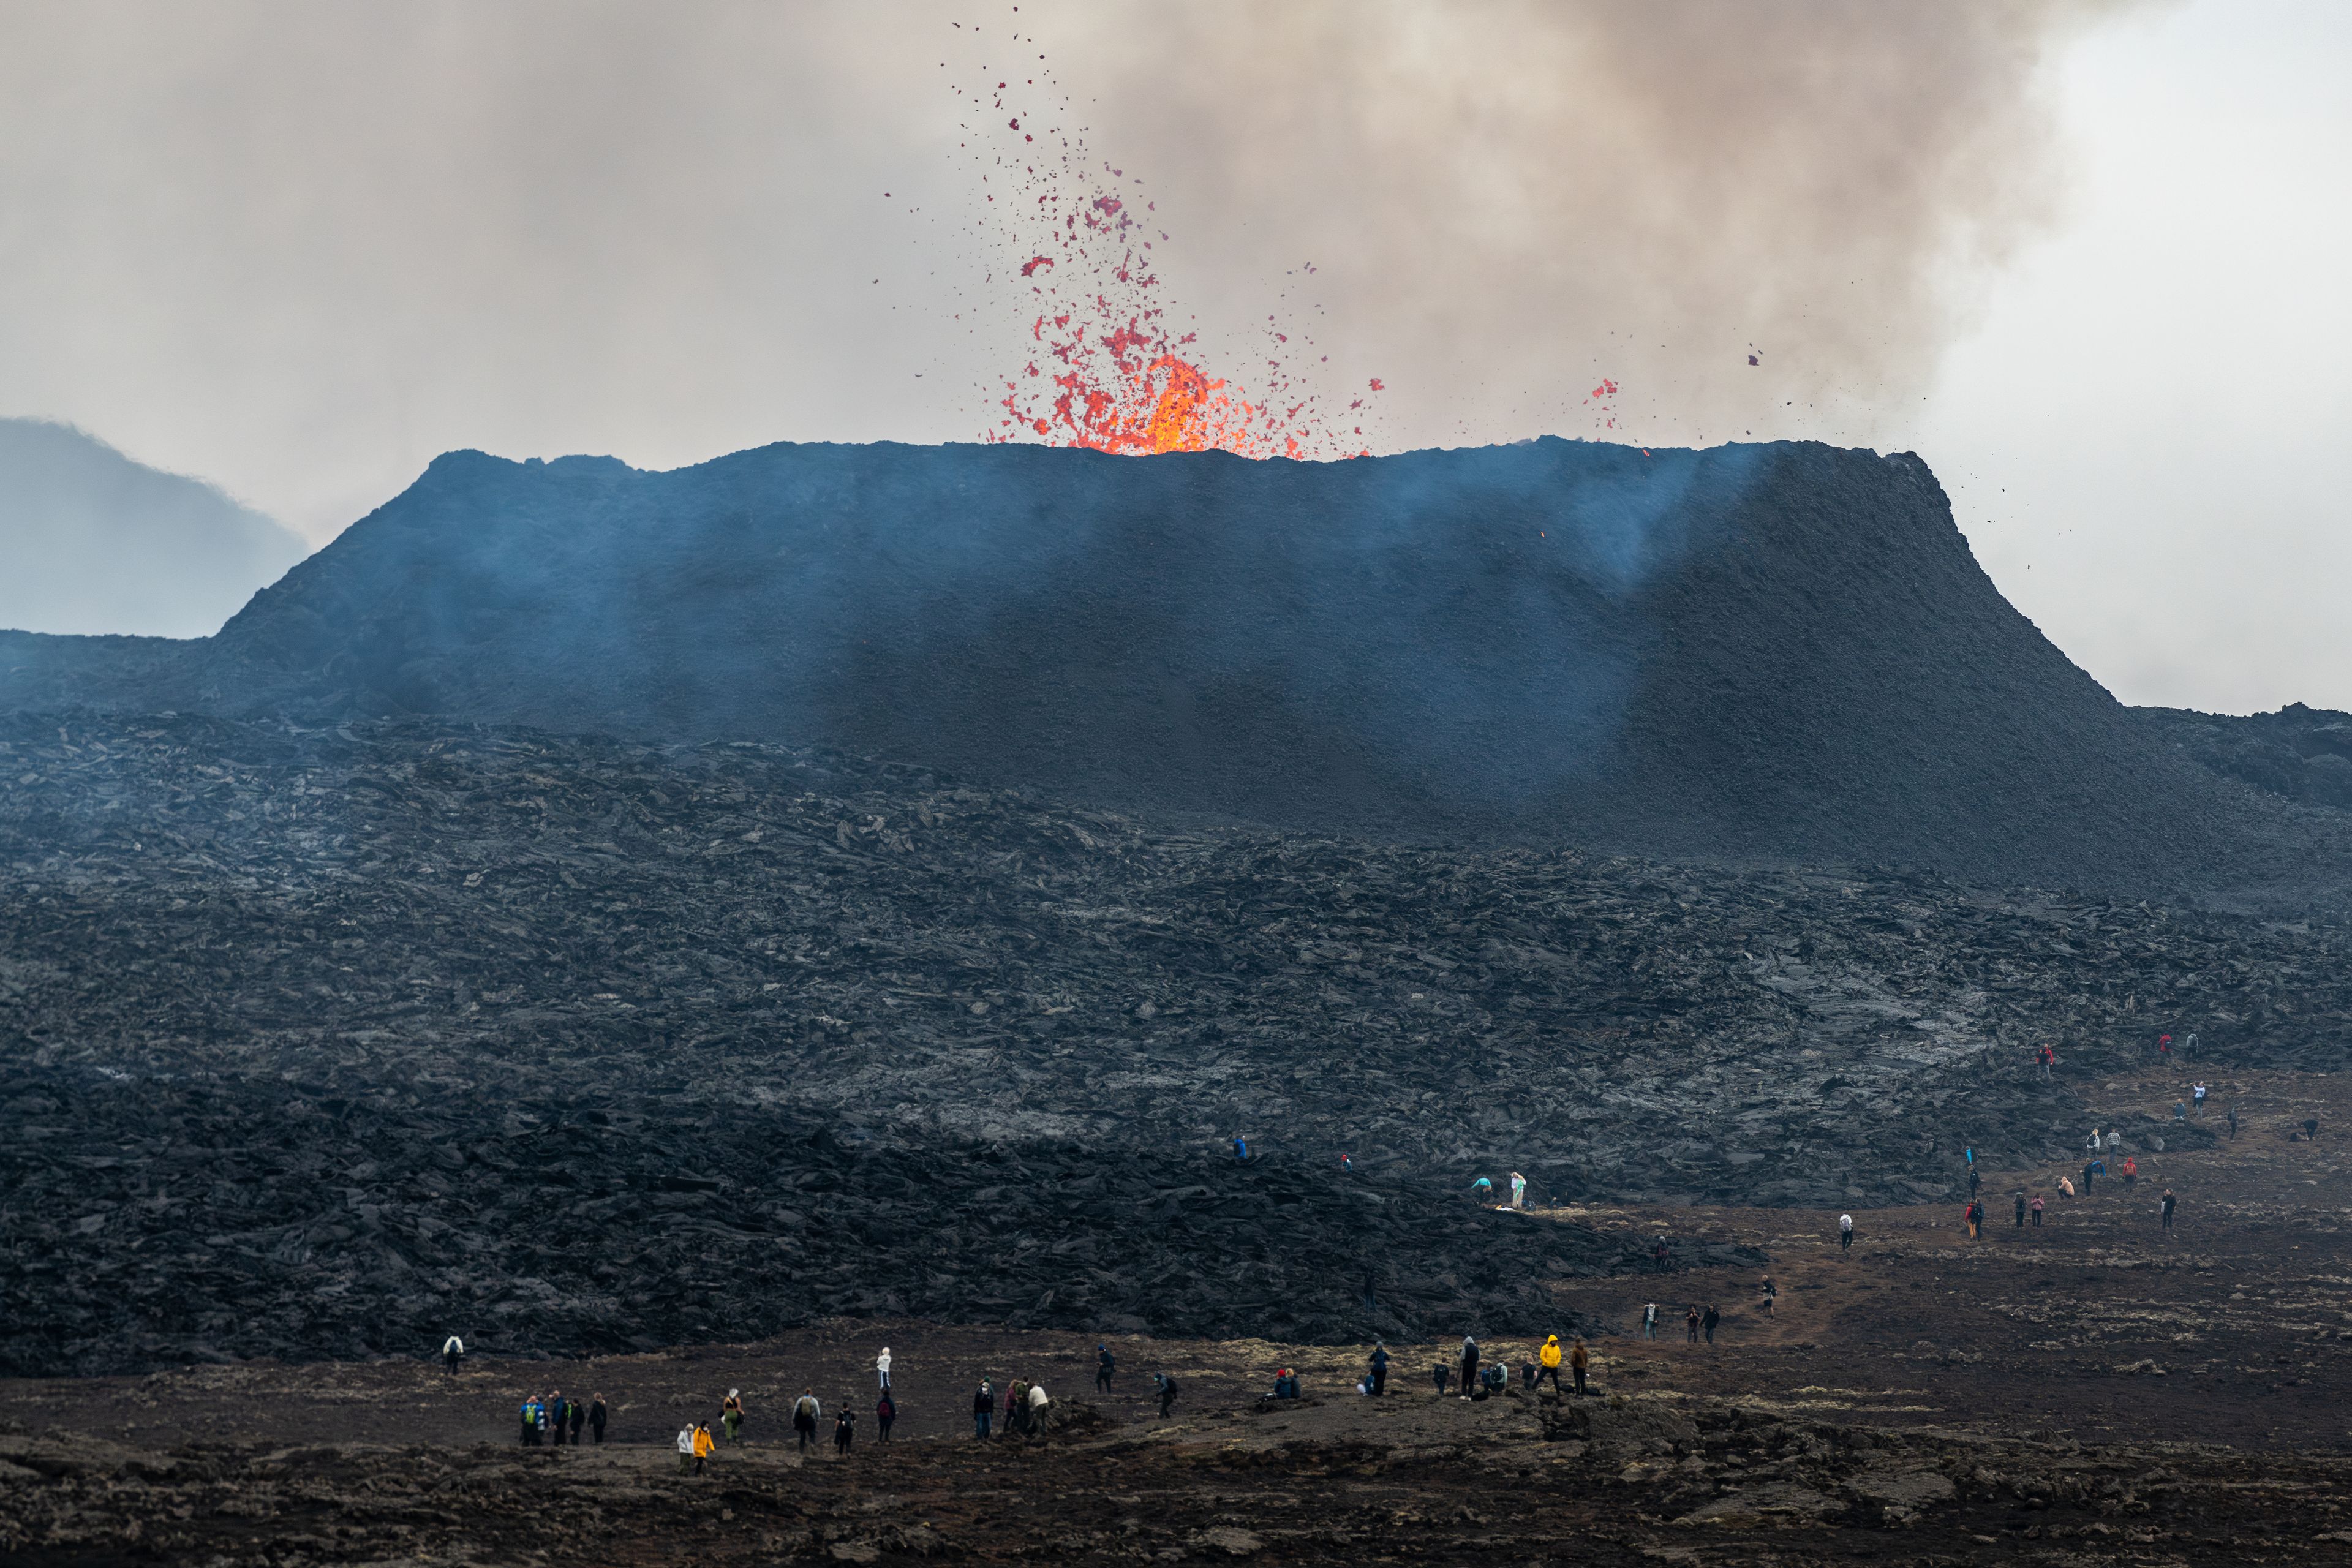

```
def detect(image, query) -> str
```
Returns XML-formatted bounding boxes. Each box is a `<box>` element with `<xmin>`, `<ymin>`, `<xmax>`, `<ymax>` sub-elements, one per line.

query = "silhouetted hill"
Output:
<box><xmin>0</xmin><ymin>438</ymin><xmax>2337</xmax><ymax>891</ymax></box>
<box><xmin>0</xmin><ymin>418</ymin><xmax>307</xmax><ymax>638</ymax></box>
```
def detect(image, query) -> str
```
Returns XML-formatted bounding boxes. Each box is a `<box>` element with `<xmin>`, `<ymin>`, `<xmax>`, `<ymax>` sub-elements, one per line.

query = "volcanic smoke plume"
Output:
<box><xmin>1017</xmin><ymin>0</ymin><xmax>2144</xmax><ymax>446</ymax></box>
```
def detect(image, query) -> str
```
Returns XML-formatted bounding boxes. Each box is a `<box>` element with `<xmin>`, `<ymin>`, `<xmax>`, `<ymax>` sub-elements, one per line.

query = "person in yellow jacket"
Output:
<box><xmin>1534</xmin><ymin>1334</ymin><xmax>1564</xmax><ymax>1394</ymax></box>
<box><xmin>1569</xmin><ymin>1336</ymin><xmax>1591</xmax><ymax>1397</ymax></box>
<box><xmin>690</xmin><ymin>1421</ymin><xmax>715</xmax><ymax>1474</ymax></box>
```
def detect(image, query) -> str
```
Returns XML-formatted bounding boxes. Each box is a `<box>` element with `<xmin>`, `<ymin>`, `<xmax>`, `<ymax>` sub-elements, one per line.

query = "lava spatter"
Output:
<box><xmin>948</xmin><ymin>8</ymin><xmax>1377</xmax><ymax>459</ymax></box>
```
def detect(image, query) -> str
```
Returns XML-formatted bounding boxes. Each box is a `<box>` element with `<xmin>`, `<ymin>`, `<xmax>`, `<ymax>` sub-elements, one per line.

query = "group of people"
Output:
<box><xmin>1425</xmin><ymin>1332</ymin><xmax>1594</xmax><ymax>1398</ymax></box>
<box><xmin>1466</xmin><ymin>1172</ymin><xmax>1531</xmax><ymax>1208</ymax></box>
<box><xmin>517</xmin><ymin>1389</ymin><xmax>606</xmax><ymax>1446</ymax></box>
<box><xmin>970</xmin><ymin>1376</ymin><xmax>1055</xmax><ymax>1437</ymax></box>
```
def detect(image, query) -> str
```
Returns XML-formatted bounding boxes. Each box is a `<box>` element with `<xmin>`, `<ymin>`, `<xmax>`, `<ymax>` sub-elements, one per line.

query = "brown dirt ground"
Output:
<box><xmin>8</xmin><ymin>1068</ymin><xmax>2352</xmax><ymax>1565</ymax></box>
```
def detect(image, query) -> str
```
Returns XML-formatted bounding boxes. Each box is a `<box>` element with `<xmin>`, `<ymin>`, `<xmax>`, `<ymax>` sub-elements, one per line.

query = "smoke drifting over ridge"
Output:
<box><xmin>0</xmin><ymin>1</ymin><xmax>2141</xmax><ymax>540</ymax></box>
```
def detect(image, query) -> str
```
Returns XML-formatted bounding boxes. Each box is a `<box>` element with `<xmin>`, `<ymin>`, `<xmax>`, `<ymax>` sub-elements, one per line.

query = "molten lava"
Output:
<box><xmin>951</xmin><ymin>16</ymin><xmax>1377</xmax><ymax>460</ymax></box>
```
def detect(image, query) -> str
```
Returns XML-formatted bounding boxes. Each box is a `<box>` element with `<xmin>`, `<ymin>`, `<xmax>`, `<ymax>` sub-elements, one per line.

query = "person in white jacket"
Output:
<box><xmin>876</xmin><ymin>1347</ymin><xmax>892</xmax><ymax>1391</ymax></box>
<box><xmin>675</xmin><ymin>1423</ymin><xmax>696</xmax><ymax>1474</ymax></box>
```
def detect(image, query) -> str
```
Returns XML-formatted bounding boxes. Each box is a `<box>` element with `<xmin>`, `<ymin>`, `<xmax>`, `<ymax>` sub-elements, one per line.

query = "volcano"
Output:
<box><xmin>0</xmin><ymin>437</ymin><xmax>2321</xmax><ymax>891</ymax></box>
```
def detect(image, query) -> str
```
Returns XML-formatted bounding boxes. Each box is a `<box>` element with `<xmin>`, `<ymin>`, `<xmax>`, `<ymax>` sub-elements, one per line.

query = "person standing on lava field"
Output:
<box><xmin>2122</xmin><ymin>1156</ymin><xmax>2139</xmax><ymax>1189</ymax></box>
<box><xmin>1458</xmin><ymin>1335</ymin><xmax>1480</xmax><ymax>1395</ymax></box>
<box><xmin>2030</xmin><ymin>1192</ymin><xmax>2045</xmax><ymax>1226</ymax></box>
<box><xmin>875</xmin><ymin>1347</ymin><xmax>892</xmax><ymax>1393</ymax></box>
<box><xmin>1969</xmin><ymin>1166</ymin><xmax>1981</xmax><ymax>1200</ymax></box>
<box><xmin>1654</xmin><ymin>1235</ymin><xmax>1671</xmax><ymax>1273</ymax></box>
<box><xmin>1570</xmin><ymin>1337</ymin><xmax>1591</xmax><ymax>1396</ymax></box>
<box><xmin>548</xmin><ymin>1391</ymin><xmax>567</xmax><ymax>1447</ymax></box>
<box><xmin>833</xmin><ymin>1406</ymin><xmax>856</xmax><ymax>1455</ymax></box>
<box><xmin>793</xmin><ymin>1390</ymin><xmax>821</xmax><ymax>1451</ymax></box>
<box><xmin>1471</xmin><ymin>1175</ymin><xmax>1494</xmax><ymax>1204</ymax></box>
<box><xmin>1096</xmin><ymin>1344</ymin><xmax>1116</xmax><ymax>1393</ymax></box>
<box><xmin>2161</xmin><ymin>1189</ymin><xmax>2177</xmax><ymax>1232</ymax></box>
<box><xmin>1155</xmin><ymin>1372</ymin><xmax>1179</xmax><ymax>1418</ymax></box>
<box><xmin>1534</xmin><ymin>1335</ymin><xmax>1563</xmax><ymax>1393</ymax></box>
<box><xmin>1370</xmin><ymin>1341</ymin><xmax>1389</xmax><ymax>1396</ymax></box>
<box><xmin>722</xmin><ymin>1389</ymin><xmax>744</xmax><ymax>1445</ymax></box>
<box><xmin>1964</xmin><ymin>1201</ymin><xmax>1981</xmax><ymax>1240</ymax></box>
<box><xmin>1234</xmin><ymin>1134</ymin><xmax>1248</xmax><ymax>1161</ymax></box>
<box><xmin>1761</xmin><ymin>1276</ymin><xmax>1778</xmax><ymax>1315</ymax></box>
<box><xmin>569</xmin><ymin>1396</ymin><xmax>584</xmax><ymax>1446</ymax></box>
<box><xmin>972</xmin><ymin>1381</ymin><xmax>993</xmax><ymax>1439</ymax></box>
<box><xmin>1431</xmin><ymin>1362</ymin><xmax>1450</xmax><ymax>1396</ymax></box>
<box><xmin>877</xmin><ymin>1392</ymin><xmax>896</xmax><ymax>1441</ymax></box>
<box><xmin>2229</xmin><ymin>1104</ymin><xmax>2240</xmax><ymax>1140</ymax></box>
<box><xmin>1686</xmin><ymin>1305</ymin><xmax>1701</xmax><ymax>1343</ymax></box>
<box><xmin>2014</xmin><ymin>1191</ymin><xmax>2027</xmax><ymax>1227</ymax></box>
<box><xmin>1702</xmin><ymin>1305</ymin><xmax>1721</xmax><ymax>1345</ymax></box>
<box><xmin>520</xmin><ymin>1398</ymin><xmax>539</xmax><ymax>1447</ymax></box>
<box><xmin>692</xmin><ymin>1421</ymin><xmax>714</xmax><ymax>1474</ymax></box>
<box><xmin>589</xmin><ymin>1394</ymin><xmax>608</xmax><ymax>1444</ymax></box>
<box><xmin>1643</xmin><ymin>1303</ymin><xmax>1659</xmax><ymax>1340</ymax></box>
<box><xmin>442</xmin><ymin>1334</ymin><xmax>464</xmax><ymax>1375</ymax></box>
<box><xmin>675</xmin><ymin>1422</ymin><xmax>696</xmax><ymax>1473</ymax></box>
<box><xmin>1509</xmin><ymin>1171</ymin><xmax>1528</xmax><ymax>1209</ymax></box>
<box><xmin>1839</xmin><ymin>1213</ymin><xmax>1854</xmax><ymax>1253</ymax></box>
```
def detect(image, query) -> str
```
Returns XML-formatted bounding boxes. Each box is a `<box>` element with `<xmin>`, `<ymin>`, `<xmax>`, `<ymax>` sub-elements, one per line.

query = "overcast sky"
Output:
<box><xmin>0</xmin><ymin>1</ymin><xmax>2343</xmax><ymax>714</ymax></box>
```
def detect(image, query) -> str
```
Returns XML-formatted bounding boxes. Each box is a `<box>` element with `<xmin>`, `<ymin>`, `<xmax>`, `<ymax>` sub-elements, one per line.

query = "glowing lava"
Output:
<box><xmin>950</xmin><ymin>15</ymin><xmax>1377</xmax><ymax>459</ymax></box>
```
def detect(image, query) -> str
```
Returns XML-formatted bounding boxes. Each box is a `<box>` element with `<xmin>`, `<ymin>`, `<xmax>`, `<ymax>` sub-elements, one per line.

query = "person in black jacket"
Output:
<box><xmin>1702</xmin><ymin>1304</ymin><xmax>1721</xmax><ymax>1344</ymax></box>
<box><xmin>1457</xmin><ymin>1336</ymin><xmax>1479</xmax><ymax>1395</ymax></box>
<box><xmin>972</xmin><ymin>1382</ymin><xmax>993</xmax><ymax>1439</ymax></box>
<box><xmin>588</xmin><ymin>1395</ymin><xmax>608</xmax><ymax>1445</ymax></box>
<box><xmin>1154</xmin><ymin>1372</ymin><xmax>1178</xmax><ymax>1419</ymax></box>
<box><xmin>548</xmin><ymin>1392</ymin><xmax>568</xmax><ymax>1447</ymax></box>
<box><xmin>568</xmin><ymin>1398</ymin><xmax>585</xmax><ymax>1445</ymax></box>
<box><xmin>833</xmin><ymin>1407</ymin><xmax>856</xmax><ymax>1454</ymax></box>
<box><xmin>1096</xmin><ymin>1345</ymin><xmax>1115</xmax><ymax>1394</ymax></box>
<box><xmin>876</xmin><ymin>1393</ymin><xmax>896</xmax><ymax>1441</ymax></box>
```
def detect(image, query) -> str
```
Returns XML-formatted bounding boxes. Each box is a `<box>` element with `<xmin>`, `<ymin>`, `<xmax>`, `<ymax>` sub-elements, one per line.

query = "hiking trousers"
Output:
<box><xmin>1840</xmin><ymin>1232</ymin><xmax>1851</xmax><ymax>1253</ymax></box>
<box><xmin>1572</xmin><ymin>1366</ymin><xmax>1588</xmax><ymax>1396</ymax></box>
<box><xmin>1533</xmin><ymin>1365</ymin><xmax>1562</xmax><ymax>1393</ymax></box>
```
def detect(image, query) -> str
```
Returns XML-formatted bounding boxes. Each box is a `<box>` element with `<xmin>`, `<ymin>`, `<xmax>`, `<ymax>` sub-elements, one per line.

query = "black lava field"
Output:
<box><xmin>2</xmin><ymin>439</ymin><xmax>2350</xmax><ymax>1379</ymax></box>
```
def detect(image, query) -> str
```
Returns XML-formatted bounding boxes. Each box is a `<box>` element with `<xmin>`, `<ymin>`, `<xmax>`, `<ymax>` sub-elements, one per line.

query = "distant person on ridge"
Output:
<box><xmin>675</xmin><ymin>1422</ymin><xmax>696</xmax><ymax>1473</ymax></box>
<box><xmin>1702</xmin><ymin>1304</ymin><xmax>1721</xmax><ymax>1344</ymax></box>
<box><xmin>692</xmin><ymin>1421</ymin><xmax>714</xmax><ymax>1474</ymax></box>
<box><xmin>2161</xmin><ymin>1188</ymin><xmax>2177</xmax><ymax>1232</ymax></box>
<box><xmin>2030</xmin><ymin>1192</ymin><xmax>2045</xmax><ymax>1226</ymax></box>
<box><xmin>1569</xmin><ymin>1336</ymin><xmax>1591</xmax><ymax>1396</ymax></box>
<box><xmin>1155</xmin><ymin>1371</ymin><xmax>1179</xmax><ymax>1418</ymax></box>
<box><xmin>1431</xmin><ymin>1362</ymin><xmax>1450</xmax><ymax>1396</ymax></box>
<box><xmin>1643</xmin><ymin>1302</ymin><xmax>1659</xmax><ymax>1340</ymax></box>
<box><xmin>1760</xmin><ymin>1276</ymin><xmax>1778</xmax><ymax>1315</ymax></box>
<box><xmin>1509</xmin><ymin>1171</ymin><xmax>1527</xmax><ymax>1208</ymax></box>
<box><xmin>2228</xmin><ymin>1104</ymin><xmax>2240</xmax><ymax>1140</ymax></box>
<box><xmin>569</xmin><ymin>1397</ymin><xmax>584</xmax><ymax>1446</ymax></box>
<box><xmin>1471</xmin><ymin>1176</ymin><xmax>1493</xmax><ymax>1204</ymax></box>
<box><xmin>876</xmin><ymin>1392</ymin><xmax>896</xmax><ymax>1441</ymax></box>
<box><xmin>2122</xmin><ymin>1156</ymin><xmax>2138</xmax><ymax>1188</ymax></box>
<box><xmin>589</xmin><ymin>1394</ymin><xmax>608</xmax><ymax>1444</ymax></box>
<box><xmin>1839</xmin><ymin>1213</ymin><xmax>1854</xmax><ymax>1253</ymax></box>
<box><xmin>547</xmin><ymin>1390</ymin><xmax>567</xmax><ymax>1446</ymax></box>
<box><xmin>1369</xmin><ymin>1341</ymin><xmax>1390</xmax><ymax>1396</ymax></box>
<box><xmin>1096</xmin><ymin>1344</ymin><xmax>1115</xmax><ymax>1393</ymax></box>
<box><xmin>442</xmin><ymin>1334</ymin><xmax>464</xmax><ymax>1375</ymax></box>
<box><xmin>1686</xmin><ymin>1305</ymin><xmax>1701</xmax><ymax>1343</ymax></box>
<box><xmin>1458</xmin><ymin>1335</ymin><xmax>1479</xmax><ymax>1393</ymax></box>
<box><xmin>1534</xmin><ymin>1335</ymin><xmax>1562</xmax><ymax>1393</ymax></box>
<box><xmin>2014</xmin><ymin>1191</ymin><xmax>2027</xmax><ymax>1227</ymax></box>
<box><xmin>972</xmin><ymin>1381</ymin><xmax>993</xmax><ymax>1439</ymax></box>
<box><xmin>833</xmin><ymin>1406</ymin><xmax>856</xmax><ymax>1454</ymax></box>
<box><xmin>1234</xmin><ymin>1134</ymin><xmax>1248</xmax><ymax>1161</ymax></box>
<box><xmin>875</xmin><ymin>1346</ymin><xmax>892</xmax><ymax>1392</ymax></box>
<box><xmin>722</xmin><ymin>1389</ymin><xmax>744</xmax><ymax>1444</ymax></box>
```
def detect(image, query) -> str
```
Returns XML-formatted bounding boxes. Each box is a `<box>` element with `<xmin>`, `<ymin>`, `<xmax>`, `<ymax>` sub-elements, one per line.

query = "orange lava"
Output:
<box><xmin>951</xmin><ymin>19</ymin><xmax>1376</xmax><ymax>460</ymax></box>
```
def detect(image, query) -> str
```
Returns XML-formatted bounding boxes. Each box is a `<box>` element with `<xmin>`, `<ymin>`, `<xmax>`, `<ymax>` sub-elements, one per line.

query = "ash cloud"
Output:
<box><xmin>0</xmin><ymin>1</ymin><xmax>2146</xmax><ymax>540</ymax></box>
<box><xmin>1031</xmin><ymin>0</ymin><xmax>2147</xmax><ymax>447</ymax></box>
